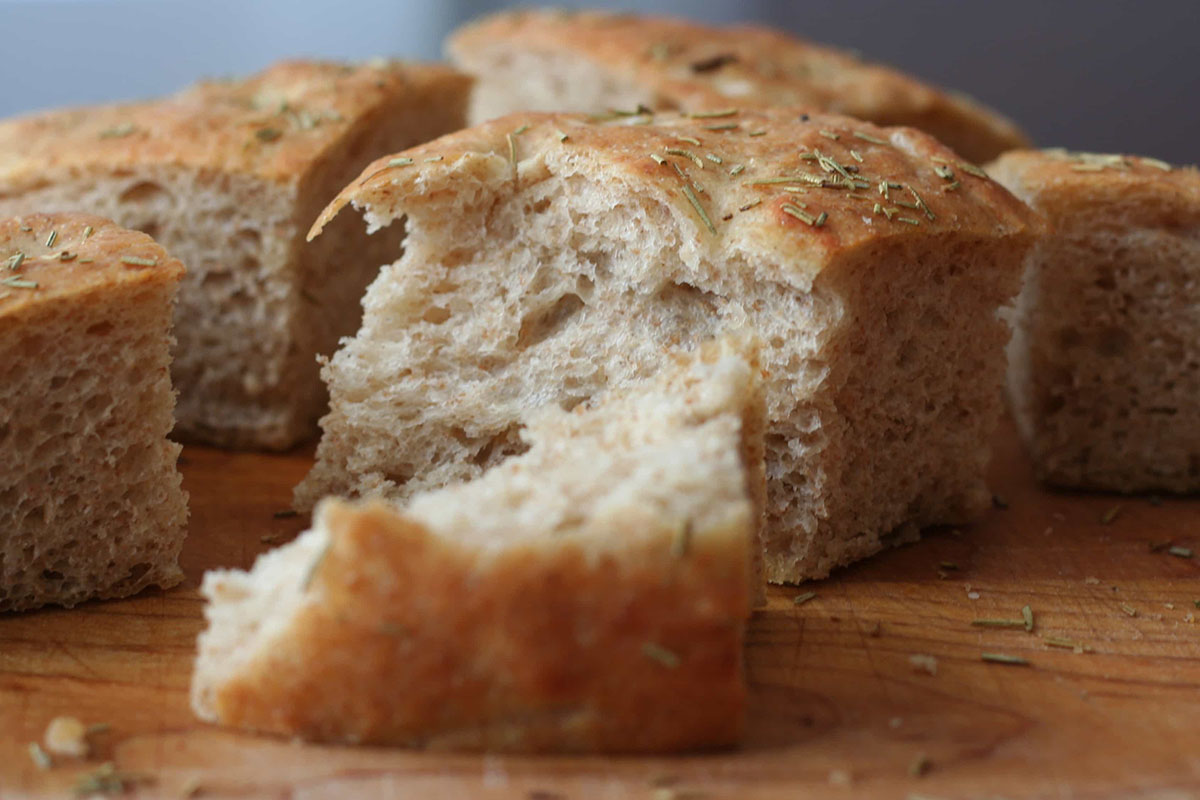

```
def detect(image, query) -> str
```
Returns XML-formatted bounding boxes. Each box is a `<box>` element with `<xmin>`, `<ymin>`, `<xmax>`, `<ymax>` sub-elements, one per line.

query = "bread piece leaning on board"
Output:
<box><xmin>448</xmin><ymin>9</ymin><xmax>1028</xmax><ymax>164</ymax></box>
<box><xmin>294</xmin><ymin>108</ymin><xmax>1042</xmax><ymax>584</ymax></box>
<box><xmin>0</xmin><ymin>213</ymin><xmax>188</xmax><ymax>612</ymax></box>
<box><xmin>0</xmin><ymin>60</ymin><xmax>472</xmax><ymax>450</ymax></box>
<box><xmin>193</xmin><ymin>339</ymin><xmax>762</xmax><ymax>752</ymax></box>
<box><xmin>989</xmin><ymin>149</ymin><xmax>1200</xmax><ymax>493</ymax></box>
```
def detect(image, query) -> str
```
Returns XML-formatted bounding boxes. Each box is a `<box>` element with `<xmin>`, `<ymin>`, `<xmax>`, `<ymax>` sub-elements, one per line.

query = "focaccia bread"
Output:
<box><xmin>990</xmin><ymin>149</ymin><xmax>1200</xmax><ymax>492</ymax></box>
<box><xmin>0</xmin><ymin>60</ymin><xmax>471</xmax><ymax>449</ymax></box>
<box><xmin>448</xmin><ymin>9</ymin><xmax>1028</xmax><ymax>163</ymax></box>
<box><xmin>193</xmin><ymin>341</ymin><xmax>762</xmax><ymax>752</ymax></box>
<box><xmin>294</xmin><ymin>108</ymin><xmax>1040</xmax><ymax>583</ymax></box>
<box><xmin>0</xmin><ymin>213</ymin><xmax>188</xmax><ymax>612</ymax></box>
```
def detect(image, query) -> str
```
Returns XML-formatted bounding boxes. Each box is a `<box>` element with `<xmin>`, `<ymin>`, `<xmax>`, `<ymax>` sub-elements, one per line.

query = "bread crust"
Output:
<box><xmin>988</xmin><ymin>149</ymin><xmax>1200</xmax><ymax>226</ymax></box>
<box><xmin>448</xmin><ymin>9</ymin><xmax>1029</xmax><ymax>163</ymax></box>
<box><xmin>0</xmin><ymin>213</ymin><xmax>185</xmax><ymax>313</ymax></box>
<box><xmin>313</xmin><ymin>108</ymin><xmax>1039</xmax><ymax>284</ymax></box>
<box><xmin>0</xmin><ymin>60</ymin><xmax>472</xmax><ymax>451</ymax></box>
<box><xmin>197</xmin><ymin>499</ymin><xmax>747</xmax><ymax>752</ymax></box>
<box><xmin>0</xmin><ymin>60</ymin><xmax>471</xmax><ymax>194</ymax></box>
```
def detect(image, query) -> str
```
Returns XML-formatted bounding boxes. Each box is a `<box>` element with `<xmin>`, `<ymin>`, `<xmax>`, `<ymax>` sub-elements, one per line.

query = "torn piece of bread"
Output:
<box><xmin>295</xmin><ymin>109</ymin><xmax>1040</xmax><ymax>583</ymax></box>
<box><xmin>0</xmin><ymin>60</ymin><xmax>471</xmax><ymax>449</ymax></box>
<box><xmin>990</xmin><ymin>149</ymin><xmax>1200</xmax><ymax>492</ymax></box>
<box><xmin>0</xmin><ymin>213</ymin><xmax>188</xmax><ymax>612</ymax></box>
<box><xmin>447</xmin><ymin>9</ymin><xmax>1028</xmax><ymax>163</ymax></box>
<box><xmin>193</xmin><ymin>342</ymin><xmax>762</xmax><ymax>752</ymax></box>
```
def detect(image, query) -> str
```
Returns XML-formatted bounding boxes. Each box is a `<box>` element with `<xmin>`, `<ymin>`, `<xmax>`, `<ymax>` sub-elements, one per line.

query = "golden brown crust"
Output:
<box><xmin>313</xmin><ymin>108</ymin><xmax>1039</xmax><ymax>284</ymax></box>
<box><xmin>988</xmin><ymin>149</ymin><xmax>1200</xmax><ymax>228</ymax></box>
<box><xmin>448</xmin><ymin>9</ymin><xmax>1029</xmax><ymax>162</ymax></box>
<box><xmin>0</xmin><ymin>60</ymin><xmax>471</xmax><ymax>194</ymax></box>
<box><xmin>206</xmin><ymin>500</ymin><xmax>748</xmax><ymax>752</ymax></box>
<box><xmin>0</xmin><ymin>213</ymin><xmax>184</xmax><ymax>315</ymax></box>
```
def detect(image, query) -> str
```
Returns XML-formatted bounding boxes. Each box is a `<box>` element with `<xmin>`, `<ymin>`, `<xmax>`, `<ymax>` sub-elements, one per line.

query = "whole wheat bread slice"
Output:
<box><xmin>1</xmin><ymin>213</ymin><xmax>188</xmax><ymax>612</ymax></box>
<box><xmin>192</xmin><ymin>340</ymin><xmax>763</xmax><ymax>752</ymax></box>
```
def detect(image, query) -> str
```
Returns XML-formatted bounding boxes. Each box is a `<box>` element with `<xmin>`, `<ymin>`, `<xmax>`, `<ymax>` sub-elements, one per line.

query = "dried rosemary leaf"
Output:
<box><xmin>255</xmin><ymin>127</ymin><xmax>282</xmax><ymax>142</ymax></box>
<box><xmin>642</xmin><ymin>642</ymin><xmax>681</xmax><ymax>668</ymax></box>
<box><xmin>670</xmin><ymin>520</ymin><xmax>693</xmax><ymax>559</ymax></box>
<box><xmin>1120</xmin><ymin>603</ymin><xmax>1138</xmax><ymax>617</ymax></box>
<box><xmin>120</xmin><ymin>255</ymin><xmax>158</xmax><ymax>267</ymax></box>
<box><xmin>300</xmin><ymin>541</ymin><xmax>331</xmax><ymax>591</ymax></box>
<box><xmin>28</xmin><ymin>741</ymin><xmax>52</xmax><ymax>770</ymax></box>
<box><xmin>1168</xmin><ymin>546</ymin><xmax>1193</xmax><ymax>559</ymax></box>
<box><xmin>1099</xmin><ymin>505</ymin><xmax>1122</xmax><ymax>524</ymax></box>
<box><xmin>958</xmin><ymin>162</ymin><xmax>988</xmax><ymax>179</ymax></box>
<box><xmin>852</xmin><ymin>131</ymin><xmax>887</xmax><ymax>145</ymax></box>
<box><xmin>971</xmin><ymin>618</ymin><xmax>1025</xmax><ymax>629</ymax></box>
<box><xmin>665</xmin><ymin>148</ymin><xmax>705</xmax><ymax>169</ymax></box>
<box><xmin>908</xmin><ymin>753</ymin><xmax>931</xmax><ymax>777</ymax></box>
<box><xmin>1022</xmin><ymin>605</ymin><xmax>1034</xmax><ymax>632</ymax></box>
<box><xmin>680</xmin><ymin>184</ymin><xmax>716</xmax><ymax>235</ymax></box>
<box><xmin>792</xmin><ymin>591</ymin><xmax>817</xmax><ymax>606</ymax></box>
<box><xmin>98</xmin><ymin>123</ymin><xmax>136</xmax><ymax>139</ymax></box>
<box><xmin>980</xmin><ymin>652</ymin><xmax>1029</xmax><ymax>666</ymax></box>
<box><xmin>272</xmin><ymin>509</ymin><xmax>299</xmax><ymax>519</ymax></box>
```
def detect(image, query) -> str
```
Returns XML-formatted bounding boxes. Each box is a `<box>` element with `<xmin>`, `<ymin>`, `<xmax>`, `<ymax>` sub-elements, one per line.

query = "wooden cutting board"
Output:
<box><xmin>2</xmin><ymin>422</ymin><xmax>1199</xmax><ymax>799</ymax></box>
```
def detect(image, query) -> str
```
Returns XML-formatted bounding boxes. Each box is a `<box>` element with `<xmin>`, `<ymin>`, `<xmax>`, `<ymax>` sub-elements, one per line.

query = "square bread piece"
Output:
<box><xmin>990</xmin><ymin>150</ymin><xmax>1200</xmax><ymax>492</ymax></box>
<box><xmin>0</xmin><ymin>60</ymin><xmax>471</xmax><ymax>449</ymax></box>
<box><xmin>447</xmin><ymin>9</ymin><xmax>1029</xmax><ymax>164</ymax></box>
<box><xmin>193</xmin><ymin>342</ymin><xmax>762</xmax><ymax>752</ymax></box>
<box><xmin>295</xmin><ymin>109</ymin><xmax>1040</xmax><ymax>584</ymax></box>
<box><xmin>0</xmin><ymin>213</ymin><xmax>188</xmax><ymax>613</ymax></box>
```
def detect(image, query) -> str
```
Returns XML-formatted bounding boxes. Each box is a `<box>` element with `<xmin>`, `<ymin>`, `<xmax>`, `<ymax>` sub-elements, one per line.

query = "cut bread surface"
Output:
<box><xmin>991</xmin><ymin>149</ymin><xmax>1200</xmax><ymax>492</ymax></box>
<box><xmin>193</xmin><ymin>342</ymin><xmax>760</xmax><ymax>752</ymax></box>
<box><xmin>298</xmin><ymin>109</ymin><xmax>1039</xmax><ymax>583</ymax></box>
<box><xmin>0</xmin><ymin>213</ymin><xmax>188</xmax><ymax>612</ymax></box>
<box><xmin>0</xmin><ymin>60</ymin><xmax>471</xmax><ymax>449</ymax></box>
<box><xmin>448</xmin><ymin>9</ymin><xmax>1029</xmax><ymax>163</ymax></box>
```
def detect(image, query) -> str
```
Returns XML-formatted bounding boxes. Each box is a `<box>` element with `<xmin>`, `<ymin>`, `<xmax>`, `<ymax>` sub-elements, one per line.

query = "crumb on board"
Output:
<box><xmin>44</xmin><ymin>716</ymin><xmax>89</xmax><ymax>758</ymax></box>
<box><xmin>909</xmin><ymin>653</ymin><xmax>938</xmax><ymax>675</ymax></box>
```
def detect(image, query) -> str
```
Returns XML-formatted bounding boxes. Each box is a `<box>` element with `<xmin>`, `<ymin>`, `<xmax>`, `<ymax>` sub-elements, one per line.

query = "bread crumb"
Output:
<box><xmin>967</xmin><ymin>591</ymin><xmax>981</xmax><ymax>600</ymax></box>
<box><xmin>909</xmin><ymin>654</ymin><xmax>938</xmax><ymax>675</ymax></box>
<box><xmin>1085</xmin><ymin>577</ymin><xmax>1101</xmax><ymax>585</ymax></box>
<box><xmin>889</xmin><ymin>716</ymin><xmax>903</xmax><ymax>729</ymax></box>
<box><xmin>44</xmin><ymin>716</ymin><xmax>89</xmax><ymax>758</ymax></box>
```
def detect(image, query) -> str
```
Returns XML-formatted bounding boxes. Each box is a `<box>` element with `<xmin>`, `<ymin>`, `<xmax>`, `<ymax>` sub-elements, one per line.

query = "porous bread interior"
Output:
<box><xmin>1007</xmin><ymin>212</ymin><xmax>1200</xmax><ymax>492</ymax></box>
<box><xmin>0</xmin><ymin>95</ymin><xmax>438</xmax><ymax>450</ymax></box>
<box><xmin>194</xmin><ymin>349</ymin><xmax>753</xmax><ymax>721</ymax></box>
<box><xmin>404</xmin><ymin>352</ymin><xmax>753</xmax><ymax>553</ymax></box>
<box><xmin>0</xmin><ymin>277</ymin><xmax>188</xmax><ymax>612</ymax></box>
<box><xmin>298</xmin><ymin>163</ymin><xmax>1019</xmax><ymax>582</ymax></box>
<box><xmin>462</xmin><ymin>45</ymin><xmax>658</xmax><ymax>125</ymax></box>
<box><xmin>193</xmin><ymin>525</ymin><xmax>325</xmax><ymax>719</ymax></box>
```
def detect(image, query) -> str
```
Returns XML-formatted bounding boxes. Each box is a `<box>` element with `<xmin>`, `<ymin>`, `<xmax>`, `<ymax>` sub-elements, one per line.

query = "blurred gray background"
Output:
<box><xmin>0</xmin><ymin>0</ymin><xmax>1195</xmax><ymax>163</ymax></box>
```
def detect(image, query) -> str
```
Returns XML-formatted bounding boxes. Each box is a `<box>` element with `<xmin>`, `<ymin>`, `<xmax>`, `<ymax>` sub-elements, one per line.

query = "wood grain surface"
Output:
<box><xmin>2</xmin><ymin>422</ymin><xmax>1199</xmax><ymax>799</ymax></box>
